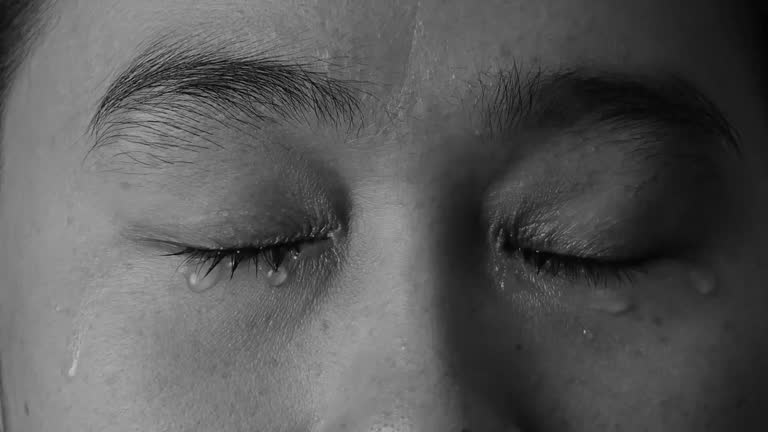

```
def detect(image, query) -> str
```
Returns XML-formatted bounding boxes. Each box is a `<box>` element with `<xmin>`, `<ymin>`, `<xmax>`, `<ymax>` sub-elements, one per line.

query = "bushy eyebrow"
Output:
<box><xmin>84</xmin><ymin>31</ymin><xmax>742</xmax><ymax>173</ymax></box>
<box><xmin>87</xmin><ymin>34</ymin><xmax>365</xmax><ymax>154</ymax></box>
<box><xmin>475</xmin><ymin>65</ymin><xmax>741</xmax><ymax>154</ymax></box>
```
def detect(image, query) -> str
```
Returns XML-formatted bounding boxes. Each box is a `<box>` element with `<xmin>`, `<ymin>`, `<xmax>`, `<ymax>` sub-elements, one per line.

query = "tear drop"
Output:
<box><xmin>266</xmin><ymin>266</ymin><xmax>289</xmax><ymax>287</ymax></box>
<box><xmin>690</xmin><ymin>269</ymin><xmax>717</xmax><ymax>296</ymax></box>
<box><xmin>587</xmin><ymin>289</ymin><xmax>633</xmax><ymax>315</ymax></box>
<box><xmin>289</xmin><ymin>248</ymin><xmax>301</xmax><ymax>261</ymax></box>
<box><xmin>184</xmin><ymin>262</ymin><xmax>227</xmax><ymax>293</ymax></box>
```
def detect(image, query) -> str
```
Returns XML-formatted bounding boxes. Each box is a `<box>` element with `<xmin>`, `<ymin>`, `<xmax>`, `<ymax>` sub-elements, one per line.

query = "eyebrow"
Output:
<box><xmin>475</xmin><ymin>66</ymin><xmax>741</xmax><ymax>153</ymax></box>
<box><xmin>85</xmin><ymin>35</ymin><xmax>741</xmax><ymax>171</ymax></box>
<box><xmin>87</xmin><ymin>34</ymin><xmax>365</xmax><ymax>156</ymax></box>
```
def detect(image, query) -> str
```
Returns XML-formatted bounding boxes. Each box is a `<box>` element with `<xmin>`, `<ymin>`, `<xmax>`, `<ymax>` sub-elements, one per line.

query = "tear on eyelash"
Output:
<box><xmin>162</xmin><ymin>242</ymin><xmax>302</xmax><ymax>280</ymax></box>
<box><xmin>511</xmin><ymin>246</ymin><xmax>643</xmax><ymax>286</ymax></box>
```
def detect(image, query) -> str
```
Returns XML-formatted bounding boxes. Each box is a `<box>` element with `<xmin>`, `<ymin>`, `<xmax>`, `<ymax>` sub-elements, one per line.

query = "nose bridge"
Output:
<box><xmin>363</xmin><ymin>196</ymin><xmax>458</xmax><ymax>403</ymax></box>
<box><xmin>317</xmin><ymin>183</ymin><xmax>508</xmax><ymax>431</ymax></box>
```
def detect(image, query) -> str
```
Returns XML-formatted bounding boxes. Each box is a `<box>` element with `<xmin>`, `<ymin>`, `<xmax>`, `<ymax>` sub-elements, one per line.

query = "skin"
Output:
<box><xmin>1</xmin><ymin>0</ymin><xmax>767</xmax><ymax>431</ymax></box>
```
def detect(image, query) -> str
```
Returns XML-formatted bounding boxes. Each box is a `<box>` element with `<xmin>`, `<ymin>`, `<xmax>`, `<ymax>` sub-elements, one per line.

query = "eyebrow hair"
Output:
<box><xmin>0</xmin><ymin>0</ymin><xmax>52</xmax><ymax>167</ymax></box>
<box><xmin>87</xmin><ymin>34</ymin><xmax>366</xmax><ymax>155</ymax></box>
<box><xmin>475</xmin><ymin>65</ymin><xmax>742</xmax><ymax>154</ymax></box>
<box><xmin>85</xmin><ymin>32</ymin><xmax>742</xmax><ymax>173</ymax></box>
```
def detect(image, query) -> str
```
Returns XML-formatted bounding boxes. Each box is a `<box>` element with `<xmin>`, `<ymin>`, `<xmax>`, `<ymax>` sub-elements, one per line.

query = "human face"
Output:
<box><xmin>1</xmin><ymin>0</ymin><xmax>766</xmax><ymax>431</ymax></box>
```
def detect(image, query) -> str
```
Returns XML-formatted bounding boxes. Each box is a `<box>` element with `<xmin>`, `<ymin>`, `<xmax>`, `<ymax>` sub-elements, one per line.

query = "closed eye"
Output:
<box><xmin>496</xmin><ymin>224</ymin><xmax>653</xmax><ymax>288</ymax></box>
<box><xmin>162</xmin><ymin>240</ymin><xmax>306</xmax><ymax>280</ymax></box>
<box><xmin>507</xmin><ymin>245</ymin><xmax>650</xmax><ymax>287</ymax></box>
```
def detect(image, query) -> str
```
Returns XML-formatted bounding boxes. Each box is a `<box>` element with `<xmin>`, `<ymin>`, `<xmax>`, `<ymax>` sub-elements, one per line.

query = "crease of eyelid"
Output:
<box><xmin>499</xmin><ymin>214</ymin><xmax>636</xmax><ymax>263</ymax></box>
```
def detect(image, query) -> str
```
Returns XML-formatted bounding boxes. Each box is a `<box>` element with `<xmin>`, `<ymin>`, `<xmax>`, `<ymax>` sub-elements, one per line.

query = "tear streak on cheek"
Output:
<box><xmin>65</xmin><ymin>282</ymin><xmax>109</xmax><ymax>378</ymax></box>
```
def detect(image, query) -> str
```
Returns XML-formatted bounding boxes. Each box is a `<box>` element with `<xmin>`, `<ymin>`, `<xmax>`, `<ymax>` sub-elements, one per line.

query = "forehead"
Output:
<box><xmin>52</xmin><ymin>0</ymin><xmax>742</xmax><ymax>88</ymax></box>
<box><xmin>5</xmin><ymin>0</ymin><xmax>760</xmax><ymax>169</ymax></box>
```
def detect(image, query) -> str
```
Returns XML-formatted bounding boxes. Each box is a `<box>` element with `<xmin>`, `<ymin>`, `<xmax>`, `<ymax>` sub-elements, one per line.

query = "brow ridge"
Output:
<box><xmin>474</xmin><ymin>66</ymin><xmax>742</xmax><ymax>154</ymax></box>
<box><xmin>87</xmin><ymin>34</ymin><xmax>367</xmax><ymax>155</ymax></box>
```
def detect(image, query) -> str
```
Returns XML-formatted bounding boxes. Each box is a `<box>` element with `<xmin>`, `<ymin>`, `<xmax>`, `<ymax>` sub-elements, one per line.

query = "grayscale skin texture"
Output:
<box><xmin>0</xmin><ymin>0</ymin><xmax>767</xmax><ymax>431</ymax></box>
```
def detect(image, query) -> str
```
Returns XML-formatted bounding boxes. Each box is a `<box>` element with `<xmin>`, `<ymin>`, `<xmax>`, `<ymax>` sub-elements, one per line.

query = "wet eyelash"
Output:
<box><xmin>162</xmin><ymin>240</ymin><xmax>304</xmax><ymax>280</ymax></box>
<box><xmin>509</xmin><ymin>246</ymin><xmax>647</xmax><ymax>286</ymax></box>
<box><xmin>496</xmin><ymin>224</ymin><xmax>648</xmax><ymax>286</ymax></box>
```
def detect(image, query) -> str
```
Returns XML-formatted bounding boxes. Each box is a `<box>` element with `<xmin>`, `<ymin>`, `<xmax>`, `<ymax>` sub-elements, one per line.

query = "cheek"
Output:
<box><xmin>48</xmin><ymin>247</ymin><xmax>323</xmax><ymax>430</ymax></box>
<box><xmin>1</xmin><ymin>186</ymin><xmax>125</xmax><ymax>430</ymax></box>
<box><xmin>453</xmin><ymin>258</ymin><xmax>752</xmax><ymax>428</ymax></box>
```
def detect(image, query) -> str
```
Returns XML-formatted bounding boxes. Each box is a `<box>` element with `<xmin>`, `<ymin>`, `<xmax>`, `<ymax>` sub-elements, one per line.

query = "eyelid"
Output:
<box><xmin>495</xmin><ymin>203</ymin><xmax>664</xmax><ymax>260</ymax></box>
<box><xmin>494</xmin><ymin>215</ymin><xmax>659</xmax><ymax>288</ymax></box>
<box><xmin>498</xmin><ymin>244</ymin><xmax>650</xmax><ymax>290</ymax></box>
<box><xmin>123</xmin><ymin>216</ymin><xmax>342</xmax><ymax>251</ymax></box>
<box><xmin>150</xmin><ymin>226</ymin><xmax>339</xmax><ymax>286</ymax></box>
<box><xmin>168</xmin><ymin>241</ymin><xmax>302</xmax><ymax>279</ymax></box>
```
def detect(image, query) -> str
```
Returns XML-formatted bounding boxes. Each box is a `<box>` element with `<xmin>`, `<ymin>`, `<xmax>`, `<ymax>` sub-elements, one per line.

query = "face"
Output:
<box><xmin>1</xmin><ymin>0</ymin><xmax>767</xmax><ymax>431</ymax></box>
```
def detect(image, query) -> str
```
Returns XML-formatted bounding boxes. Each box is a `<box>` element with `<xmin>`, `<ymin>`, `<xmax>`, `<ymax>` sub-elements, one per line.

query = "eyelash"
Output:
<box><xmin>163</xmin><ymin>239</ymin><xmax>307</xmax><ymax>280</ymax></box>
<box><xmin>507</xmin><ymin>246</ymin><xmax>647</xmax><ymax>286</ymax></box>
<box><xmin>498</xmin><ymin>227</ymin><xmax>649</xmax><ymax>287</ymax></box>
<box><xmin>161</xmin><ymin>224</ymin><xmax>646</xmax><ymax>287</ymax></box>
